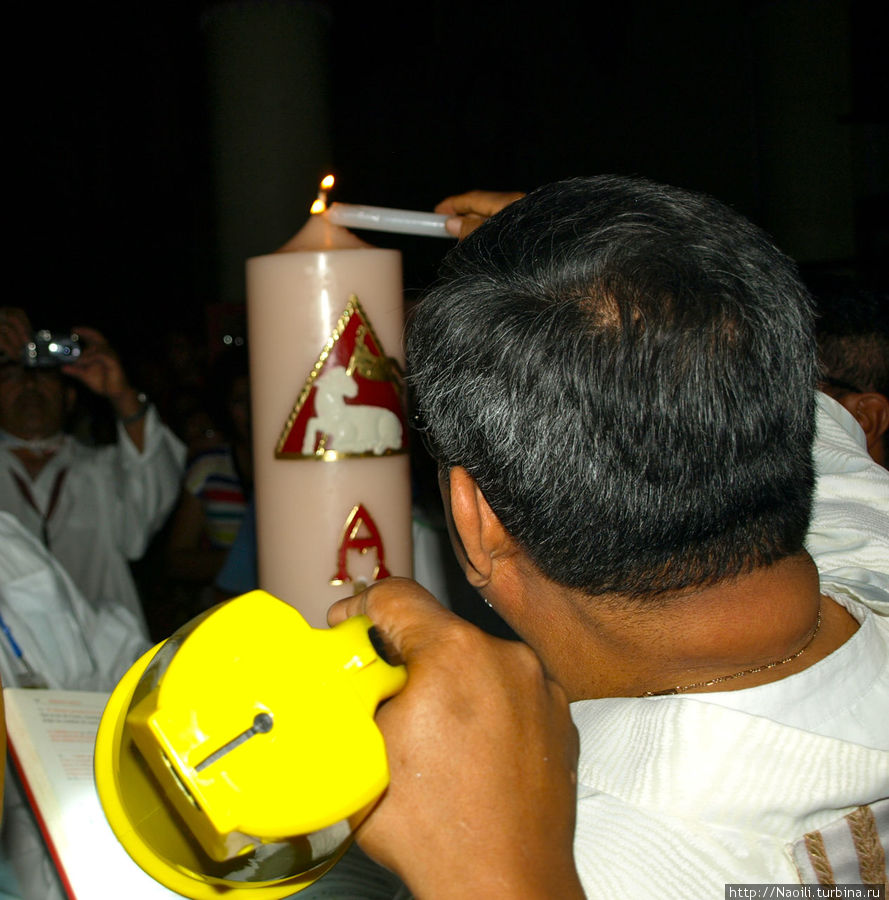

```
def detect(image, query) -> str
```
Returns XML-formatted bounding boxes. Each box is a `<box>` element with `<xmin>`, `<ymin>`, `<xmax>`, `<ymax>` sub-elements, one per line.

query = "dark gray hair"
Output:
<box><xmin>407</xmin><ymin>175</ymin><xmax>817</xmax><ymax>598</ymax></box>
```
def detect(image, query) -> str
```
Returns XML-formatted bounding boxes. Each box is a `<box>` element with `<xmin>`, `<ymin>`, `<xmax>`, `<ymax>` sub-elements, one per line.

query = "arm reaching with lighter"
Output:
<box><xmin>328</xmin><ymin>578</ymin><xmax>585</xmax><ymax>900</ymax></box>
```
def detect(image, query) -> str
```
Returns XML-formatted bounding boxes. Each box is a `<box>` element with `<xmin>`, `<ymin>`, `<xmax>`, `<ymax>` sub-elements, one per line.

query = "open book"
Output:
<box><xmin>3</xmin><ymin>688</ymin><xmax>184</xmax><ymax>899</ymax></box>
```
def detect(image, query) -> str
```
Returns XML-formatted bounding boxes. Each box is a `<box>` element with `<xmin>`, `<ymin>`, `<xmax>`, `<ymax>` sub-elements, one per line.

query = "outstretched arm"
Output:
<box><xmin>328</xmin><ymin>578</ymin><xmax>585</xmax><ymax>900</ymax></box>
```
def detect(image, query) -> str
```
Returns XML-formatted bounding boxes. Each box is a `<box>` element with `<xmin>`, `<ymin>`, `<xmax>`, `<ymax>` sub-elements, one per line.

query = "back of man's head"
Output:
<box><xmin>408</xmin><ymin>175</ymin><xmax>818</xmax><ymax>599</ymax></box>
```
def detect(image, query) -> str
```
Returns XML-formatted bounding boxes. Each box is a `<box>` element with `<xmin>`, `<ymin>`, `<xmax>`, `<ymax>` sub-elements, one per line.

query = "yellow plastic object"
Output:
<box><xmin>95</xmin><ymin>590</ymin><xmax>406</xmax><ymax>898</ymax></box>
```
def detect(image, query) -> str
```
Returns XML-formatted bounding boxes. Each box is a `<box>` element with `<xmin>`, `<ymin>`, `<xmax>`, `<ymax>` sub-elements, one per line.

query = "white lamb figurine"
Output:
<box><xmin>302</xmin><ymin>366</ymin><xmax>403</xmax><ymax>456</ymax></box>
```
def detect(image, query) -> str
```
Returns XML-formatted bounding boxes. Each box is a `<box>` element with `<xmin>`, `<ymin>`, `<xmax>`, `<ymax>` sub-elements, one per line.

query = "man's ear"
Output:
<box><xmin>446</xmin><ymin>467</ymin><xmax>512</xmax><ymax>589</ymax></box>
<box><xmin>840</xmin><ymin>392</ymin><xmax>889</xmax><ymax>462</ymax></box>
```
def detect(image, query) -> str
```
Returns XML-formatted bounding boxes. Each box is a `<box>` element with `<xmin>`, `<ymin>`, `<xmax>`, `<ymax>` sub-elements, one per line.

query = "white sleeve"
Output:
<box><xmin>87</xmin><ymin>603</ymin><xmax>153</xmax><ymax>687</ymax></box>
<box><xmin>106</xmin><ymin>405</ymin><xmax>187</xmax><ymax>558</ymax></box>
<box><xmin>0</xmin><ymin>512</ymin><xmax>150</xmax><ymax>692</ymax></box>
<box><xmin>807</xmin><ymin>392</ymin><xmax>889</xmax><ymax>606</ymax></box>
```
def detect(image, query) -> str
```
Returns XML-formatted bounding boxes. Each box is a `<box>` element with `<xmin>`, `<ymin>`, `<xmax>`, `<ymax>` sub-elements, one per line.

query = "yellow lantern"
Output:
<box><xmin>95</xmin><ymin>591</ymin><xmax>405</xmax><ymax>897</ymax></box>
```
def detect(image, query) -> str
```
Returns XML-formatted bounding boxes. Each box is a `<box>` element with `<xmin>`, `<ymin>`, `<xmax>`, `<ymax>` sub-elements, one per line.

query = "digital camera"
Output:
<box><xmin>22</xmin><ymin>330</ymin><xmax>81</xmax><ymax>367</ymax></box>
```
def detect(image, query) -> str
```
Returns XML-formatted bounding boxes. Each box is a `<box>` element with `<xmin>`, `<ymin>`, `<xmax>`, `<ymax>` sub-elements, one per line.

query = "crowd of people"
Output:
<box><xmin>0</xmin><ymin>175</ymin><xmax>887</xmax><ymax>899</ymax></box>
<box><xmin>0</xmin><ymin>310</ymin><xmax>253</xmax><ymax>896</ymax></box>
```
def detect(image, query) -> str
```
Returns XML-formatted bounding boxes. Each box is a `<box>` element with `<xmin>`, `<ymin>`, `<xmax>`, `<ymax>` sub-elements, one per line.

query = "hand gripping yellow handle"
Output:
<box><xmin>95</xmin><ymin>590</ymin><xmax>406</xmax><ymax>898</ymax></box>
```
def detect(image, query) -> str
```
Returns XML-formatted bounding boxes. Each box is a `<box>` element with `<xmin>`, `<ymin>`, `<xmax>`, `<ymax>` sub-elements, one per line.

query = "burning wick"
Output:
<box><xmin>311</xmin><ymin>174</ymin><xmax>336</xmax><ymax>215</ymax></box>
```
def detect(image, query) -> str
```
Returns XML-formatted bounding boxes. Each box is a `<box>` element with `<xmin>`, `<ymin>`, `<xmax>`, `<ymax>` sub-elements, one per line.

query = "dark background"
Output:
<box><xmin>13</xmin><ymin>0</ymin><xmax>887</xmax><ymax>357</ymax></box>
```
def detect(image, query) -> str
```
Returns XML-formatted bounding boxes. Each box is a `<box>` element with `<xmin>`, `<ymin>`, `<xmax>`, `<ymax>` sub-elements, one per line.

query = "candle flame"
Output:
<box><xmin>311</xmin><ymin>174</ymin><xmax>336</xmax><ymax>214</ymax></box>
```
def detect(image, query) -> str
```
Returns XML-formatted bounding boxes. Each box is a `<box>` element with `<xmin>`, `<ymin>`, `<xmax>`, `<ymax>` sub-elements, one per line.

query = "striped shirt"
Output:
<box><xmin>184</xmin><ymin>447</ymin><xmax>248</xmax><ymax>549</ymax></box>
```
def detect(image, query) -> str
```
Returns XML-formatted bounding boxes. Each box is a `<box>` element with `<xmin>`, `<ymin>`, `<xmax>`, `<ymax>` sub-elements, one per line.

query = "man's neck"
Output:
<box><xmin>510</xmin><ymin>552</ymin><xmax>858</xmax><ymax>701</ymax></box>
<box><xmin>1</xmin><ymin>428</ymin><xmax>64</xmax><ymax>479</ymax></box>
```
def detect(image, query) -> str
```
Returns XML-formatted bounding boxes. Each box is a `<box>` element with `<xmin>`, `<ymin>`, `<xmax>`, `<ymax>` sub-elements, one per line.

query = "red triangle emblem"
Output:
<box><xmin>276</xmin><ymin>296</ymin><xmax>407</xmax><ymax>459</ymax></box>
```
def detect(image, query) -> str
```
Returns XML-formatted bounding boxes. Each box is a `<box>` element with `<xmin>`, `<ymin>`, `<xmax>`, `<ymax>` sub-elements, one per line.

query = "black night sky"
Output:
<box><xmin>12</xmin><ymin>0</ymin><xmax>888</xmax><ymax>358</ymax></box>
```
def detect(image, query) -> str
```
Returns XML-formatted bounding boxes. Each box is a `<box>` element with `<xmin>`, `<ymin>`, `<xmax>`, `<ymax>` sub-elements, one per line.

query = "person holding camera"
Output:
<box><xmin>0</xmin><ymin>307</ymin><xmax>185</xmax><ymax>638</ymax></box>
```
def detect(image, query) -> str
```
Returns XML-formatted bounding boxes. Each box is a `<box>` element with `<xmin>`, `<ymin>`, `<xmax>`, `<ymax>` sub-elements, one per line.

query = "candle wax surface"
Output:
<box><xmin>277</xmin><ymin>214</ymin><xmax>373</xmax><ymax>252</ymax></box>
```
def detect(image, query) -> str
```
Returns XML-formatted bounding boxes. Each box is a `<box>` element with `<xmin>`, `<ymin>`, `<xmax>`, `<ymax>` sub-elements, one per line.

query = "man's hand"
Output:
<box><xmin>63</xmin><ymin>326</ymin><xmax>139</xmax><ymax>412</ymax></box>
<box><xmin>435</xmin><ymin>190</ymin><xmax>526</xmax><ymax>239</ymax></box>
<box><xmin>328</xmin><ymin>578</ymin><xmax>584</xmax><ymax>900</ymax></box>
<box><xmin>64</xmin><ymin>326</ymin><xmax>148</xmax><ymax>448</ymax></box>
<box><xmin>0</xmin><ymin>307</ymin><xmax>33</xmax><ymax>362</ymax></box>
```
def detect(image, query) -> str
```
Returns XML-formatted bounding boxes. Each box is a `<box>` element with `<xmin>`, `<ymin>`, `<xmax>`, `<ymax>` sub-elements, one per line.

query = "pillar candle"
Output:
<box><xmin>246</xmin><ymin>215</ymin><xmax>413</xmax><ymax>627</ymax></box>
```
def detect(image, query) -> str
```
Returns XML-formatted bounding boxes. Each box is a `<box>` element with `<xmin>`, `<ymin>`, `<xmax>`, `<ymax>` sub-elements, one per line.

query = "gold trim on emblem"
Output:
<box><xmin>275</xmin><ymin>295</ymin><xmax>405</xmax><ymax>460</ymax></box>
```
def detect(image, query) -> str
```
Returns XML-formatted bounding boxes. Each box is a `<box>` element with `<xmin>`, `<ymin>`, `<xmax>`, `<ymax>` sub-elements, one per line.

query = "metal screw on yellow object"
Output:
<box><xmin>95</xmin><ymin>590</ymin><xmax>406</xmax><ymax>898</ymax></box>
<box><xmin>195</xmin><ymin>712</ymin><xmax>274</xmax><ymax>772</ymax></box>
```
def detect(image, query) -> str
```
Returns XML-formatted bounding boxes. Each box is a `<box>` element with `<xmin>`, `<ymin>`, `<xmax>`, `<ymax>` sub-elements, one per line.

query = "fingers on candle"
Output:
<box><xmin>433</xmin><ymin>190</ymin><xmax>526</xmax><ymax>217</ymax></box>
<box><xmin>327</xmin><ymin>576</ymin><xmax>453</xmax><ymax>663</ymax></box>
<box><xmin>446</xmin><ymin>215</ymin><xmax>485</xmax><ymax>240</ymax></box>
<box><xmin>443</xmin><ymin>216</ymin><xmax>462</xmax><ymax>238</ymax></box>
<box><xmin>434</xmin><ymin>190</ymin><xmax>526</xmax><ymax>240</ymax></box>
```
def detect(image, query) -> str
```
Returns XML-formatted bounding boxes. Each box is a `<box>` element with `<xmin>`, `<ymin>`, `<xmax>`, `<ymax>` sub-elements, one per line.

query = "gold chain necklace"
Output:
<box><xmin>640</xmin><ymin>603</ymin><xmax>823</xmax><ymax>698</ymax></box>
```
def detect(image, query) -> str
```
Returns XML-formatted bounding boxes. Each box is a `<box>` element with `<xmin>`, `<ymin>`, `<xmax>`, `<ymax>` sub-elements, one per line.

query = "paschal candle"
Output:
<box><xmin>246</xmin><ymin>213</ymin><xmax>412</xmax><ymax>626</ymax></box>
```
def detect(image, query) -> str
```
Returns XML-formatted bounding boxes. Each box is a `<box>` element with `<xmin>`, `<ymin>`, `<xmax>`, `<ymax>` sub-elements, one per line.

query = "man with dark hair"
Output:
<box><xmin>327</xmin><ymin>177</ymin><xmax>888</xmax><ymax>898</ymax></box>
<box><xmin>414</xmin><ymin>177</ymin><xmax>819</xmax><ymax>600</ymax></box>
<box><xmin>815</xmin><ymin>284</ymin><xmax>889</xmax><ymax>467</ymax></box>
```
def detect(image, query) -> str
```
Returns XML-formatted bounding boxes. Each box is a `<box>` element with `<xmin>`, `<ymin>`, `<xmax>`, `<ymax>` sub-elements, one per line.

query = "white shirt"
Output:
<box><xmin>0</xmin><ymin>407</ymin><xmax>185</xmax><ymax>635</ymax></box>
<box><xmin>0</xmin><ymin>512</ymin><xmax>154</xmax><ymax>900</ymax></box>
<box><xmin>681</xmin><ymin>393</ymin><xmax>889</xmax><ymax>746</ymax></box>
<box><xmin>684</xmin><ymin>589</ymin><xmax>889</xmax><ymax>747</ymax></box>
<box><xmin>805</xmin><ymin>392</ymin><xmax>889</xmax><ymax>597</ymax></box>
<box><xmin>0</xmin><ymin>512</ymin><xmax>150</xmax><ymax>690</ymax></box>
<box><xmin>571</xmin><ymin>393</ymin><xmax>889</xmax><ymax>898</ymax></box>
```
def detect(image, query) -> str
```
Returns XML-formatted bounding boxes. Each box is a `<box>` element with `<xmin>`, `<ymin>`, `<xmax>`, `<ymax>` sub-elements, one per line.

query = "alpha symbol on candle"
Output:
<box><xmin>330</xmin><ymin>504</ymin><xmax>391</xmax><ymax>586</ymax></box>
<box><xmin>276</xmin><ymin>295</ymin><xmax>407</xmax><ymax>460</ymax></box>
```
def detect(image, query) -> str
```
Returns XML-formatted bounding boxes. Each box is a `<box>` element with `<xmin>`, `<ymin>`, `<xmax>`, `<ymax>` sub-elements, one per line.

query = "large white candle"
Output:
<box><xmin>246</xmin><ymin>214</ymin><xmax>413</xmax><ymax>627</ymax></box>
